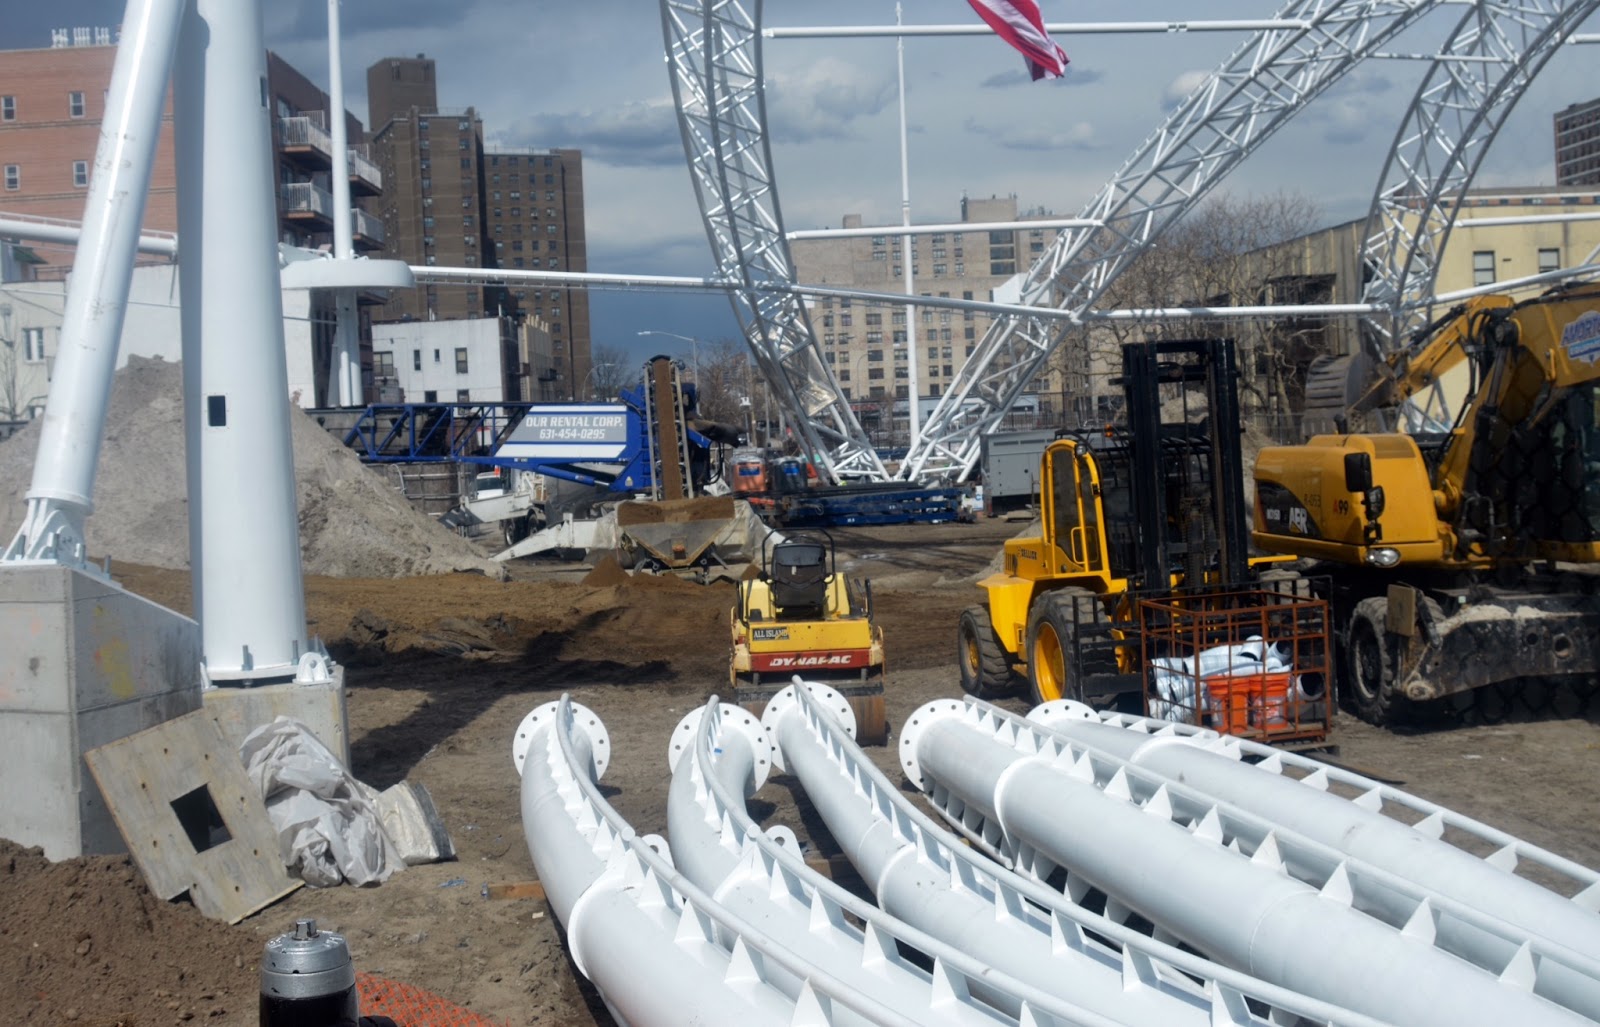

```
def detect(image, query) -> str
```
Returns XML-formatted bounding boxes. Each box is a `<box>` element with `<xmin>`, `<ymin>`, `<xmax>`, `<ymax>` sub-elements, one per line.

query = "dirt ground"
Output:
<box><xmin>7</xmin><ymin>515</ymin><xmax>1600</xmax><ymax>1027</ymax></box>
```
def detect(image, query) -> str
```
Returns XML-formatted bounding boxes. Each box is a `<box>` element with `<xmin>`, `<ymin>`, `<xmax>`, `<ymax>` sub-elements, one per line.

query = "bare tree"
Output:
<box><xmin>586</xmin><ymin>344</ymin><xmax>636</xmax><ymax>400</ymax></box>
<box><xmin>0</xmin><ymin>305</ymin><xmax>21</xmax><ymax>423</ymax></box>
<box><xmin>1048</xmin><ymin>191</ymin><xmax>1325</xmax><ymax>434</ymax></box>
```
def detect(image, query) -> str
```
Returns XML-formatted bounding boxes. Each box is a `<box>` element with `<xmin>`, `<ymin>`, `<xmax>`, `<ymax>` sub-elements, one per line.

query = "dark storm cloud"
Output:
<box><xmin>498</xmin><ymin>102</ymin><xmax>684</xmax><ymax>168</ymax></box>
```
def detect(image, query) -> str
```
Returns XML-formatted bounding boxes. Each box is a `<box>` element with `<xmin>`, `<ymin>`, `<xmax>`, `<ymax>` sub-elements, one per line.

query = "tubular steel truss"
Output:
<box><xmin>666</xmin><ymin>0</ymin><xmax>1597</xmax><ymax>483</ymax></box>
<box><xmin>1359</xmin><ymin>0</ymin><xmax>1600</xmax><ymax>348</ymax></box>
<box><xmin>660</xmin><ymin>0</ymin><xmax>885</xmax><ymax>481</ymax></box>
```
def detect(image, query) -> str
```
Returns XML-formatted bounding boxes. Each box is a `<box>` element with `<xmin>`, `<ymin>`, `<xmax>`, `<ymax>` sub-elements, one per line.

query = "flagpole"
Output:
<box><xmin>897</xmin><ymin>2</ymin><xmax>922</xmax><ymax>453</ymax></box>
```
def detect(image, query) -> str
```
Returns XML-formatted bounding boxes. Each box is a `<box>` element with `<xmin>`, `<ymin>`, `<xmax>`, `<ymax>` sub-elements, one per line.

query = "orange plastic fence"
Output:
<box><xmin>356</xmin><ymin>971</ymin><xmax>508</xmax><ymax>1027</ymax></box>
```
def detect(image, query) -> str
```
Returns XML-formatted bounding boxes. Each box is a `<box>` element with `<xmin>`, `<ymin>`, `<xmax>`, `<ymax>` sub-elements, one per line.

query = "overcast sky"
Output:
<box><xmin>3</xmin><ymin>2</ymin><xmax>1597</xmax><ymax>367</ymax></box>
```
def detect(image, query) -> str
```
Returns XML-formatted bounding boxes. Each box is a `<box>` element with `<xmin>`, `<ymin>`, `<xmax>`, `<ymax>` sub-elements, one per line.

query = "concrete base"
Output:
<box><xmin>205</xmin><ymin>667</ymin><xmax>349</xmax><ymax>767</ymax></box>
<box><xmin>0</xmin><ymin>565</ymin><xmax>202</xmax><ymax>859</ymax></box>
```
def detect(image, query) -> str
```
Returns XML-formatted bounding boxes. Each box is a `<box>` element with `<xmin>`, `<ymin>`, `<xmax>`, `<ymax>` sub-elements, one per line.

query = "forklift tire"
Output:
<box><xmin>1026</xmin><ymin>589</ymin><xmax>1094</xmax><ymax>707</ymax></box>
<box><xmin>957</xmin><ymin>606</ymin><xmax>1015</xmax><ymax>699</ymax></box>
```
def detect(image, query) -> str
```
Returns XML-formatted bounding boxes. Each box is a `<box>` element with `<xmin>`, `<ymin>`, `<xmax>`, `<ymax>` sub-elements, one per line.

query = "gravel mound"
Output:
<box><xmin>0</xmin><ymin>356</ymin><xmax>505</xmax><ymax>579</ymax></box>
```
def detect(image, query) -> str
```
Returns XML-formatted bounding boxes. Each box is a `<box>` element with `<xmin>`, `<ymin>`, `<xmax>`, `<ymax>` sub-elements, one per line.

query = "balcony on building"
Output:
<box><xmin>278</xmin><ymin>114</ymin><xmax>334</xmax><ymax>170</ymax></box>
<box><xmin>281</xmin><ymin>181</ymin><xmax>334</xmax><ymax>229</ymax></box>
<box><xmin>347</xmin><ymin>145</ymin><xmax>383</xmax><ymax>197</ymax></box>
<box><xmin>351</xmin><ymin>207</ymin><xmax>386</xmax><ymax>250</ymax></box>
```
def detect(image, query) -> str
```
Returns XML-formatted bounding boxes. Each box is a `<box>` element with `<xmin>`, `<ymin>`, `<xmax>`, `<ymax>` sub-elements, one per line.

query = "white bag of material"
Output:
<box><xmin>240</xmin><ymin>716</ymin><xmax>403</xmax><ymax>887</ymax></box>
<box><xmin>1148</xmin><ymin>637</ymin><xmax>1293</xmax><ymax>724</ymax></box>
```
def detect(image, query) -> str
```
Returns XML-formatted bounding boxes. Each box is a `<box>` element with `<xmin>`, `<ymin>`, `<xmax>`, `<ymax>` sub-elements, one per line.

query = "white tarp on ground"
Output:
<box><xmin>241</xmin><ymin>717</ymin><xmax>403</xmax><ymax>887</ymax></box>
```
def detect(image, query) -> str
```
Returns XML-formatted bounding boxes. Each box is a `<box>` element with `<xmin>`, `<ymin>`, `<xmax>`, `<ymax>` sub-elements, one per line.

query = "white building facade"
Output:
<box><xmin>369</xmin><ymin>317</ymin><xmax>511</xmax><ymax>403</ymax></box>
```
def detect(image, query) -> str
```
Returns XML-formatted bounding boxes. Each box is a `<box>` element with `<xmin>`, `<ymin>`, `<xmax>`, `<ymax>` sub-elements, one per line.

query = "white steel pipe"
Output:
<box><xmin>515</xmin><ymin>696</ymin><xmax>926</xmax><ymax>1027</ymax></box>
<box><xmin>175</xmin><ymin>0</ymin><xmax>310</xmax><ymax>681</ymax></box>
<box><xmin>668</xmin><ymin>690</ymin><xmax>1135</xmax><ymax>1027</ymax></box>
<box><xmin>2</xmin><ymin>0</ymin><xmax>186</xmax><ymax>566</ymax></box>
<box><xmin>0</xmin><ymin>215</ymin><xmax>177</xmax><ymax>256</ymax></box>
<box><xmin>667</xmin><ymin>697</ymin><xmax>1036</xmax><ymax>1027</ymax></box>
<box><xmin>1066</xmin><ymin>708</ymin><xmax>1600</xmax><ymax>914</ymax></box>
<box><xmin>1032</xmin><ymin>704</ymin><xmax>1600</xmax><ymax>960</ymax></box>
<box><xmin>767</xmin><ymin>684</ymin><xmax>1385</xmax><ymax>1027</ymax></box>
<box><xmin>324</xmin><ymin>0</ymin><xmax>360</xmax><ymax>406</ymax></box>
<box><xmin>901</xmin><ymin>701</ymin><xmax>1590</xmax><ymax>1027</ymax></box>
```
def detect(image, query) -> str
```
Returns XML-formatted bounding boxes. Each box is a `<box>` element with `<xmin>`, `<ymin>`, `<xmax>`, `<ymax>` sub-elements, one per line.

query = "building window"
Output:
<box><xmin>68</xmin><ymin>91</ymin><xmax>85</xmax><ymax>118</ymax></box>
<box><xmin>434</xmin><ymin>348</ymin><xmax>441</xmax><ymax>363</ymax></box>
<box><xmin>457</xmin><ymin>389</ymin><xmax>471</xmax><ymax>402</ymax></box>
<box><xmin>0</xmin><ymin>96</ymin><xmax>13</xmax><ymax>121</ymax></box>
<box><xmin>455</xmin><ymin>348</ymin><xmax>469</xmax><ymax>373</ymax></box>
<box><xmin>3</xmin><ymin>165</ymin><xmax>17</xmax><ymax>190</ymax></box>
<box><xmin>412</xmin><ymin>349</ymin><xmax>421</xmax><ymax>371</ymax></box>
<box><xmin>23</xmin><ymin>327</ymin><xmax>46</xmax><ymax>363</ymax></box>
<box><xmin>1472</xmin><ymin>250</ymin><xmax>1496</xmax><ymax>287</ymax></box>
<box><xmin>68</xmin><ymin>160</ymin><xmax>88</xmax><ymax>187</ymax></box>
<box><xmin>374</xmin><ymin>352</ymin><xmax>395</xmax><ymax>377</ymax></box>
<box><xmin>423</xmin><ymin>390</ymin><xmax>438</xmax><ymax>402</ymax></box>
<box><xmin>1539</xmin><ymin>247</ymin><xmax>1561</xmax><ymax>275</ymax></box>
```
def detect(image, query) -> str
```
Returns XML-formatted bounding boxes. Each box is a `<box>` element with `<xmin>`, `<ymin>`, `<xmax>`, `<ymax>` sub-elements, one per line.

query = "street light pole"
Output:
<box><xmin>636</xmin><ymin>329</ymin><xmax>700</xmax><ymax>382</ymax></box>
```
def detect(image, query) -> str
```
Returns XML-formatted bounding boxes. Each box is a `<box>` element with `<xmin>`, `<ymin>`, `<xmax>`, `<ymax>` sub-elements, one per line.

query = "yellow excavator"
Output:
<box><xmin>731</xmin><ymin>531</ymin><xmax>889</xmax><ymax>744</ymax></box>
<box><xmin>1253</xmin><ymin>283</ymin><xmax>1600</xmax><ymax>724</ymax></box>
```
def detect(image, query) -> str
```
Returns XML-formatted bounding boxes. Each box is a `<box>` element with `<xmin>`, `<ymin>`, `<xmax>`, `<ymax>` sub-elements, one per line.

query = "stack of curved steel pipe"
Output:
<box><xmin>515</xmin><ymin>683</ymin><xmax>1600</xmax><ymax>1026</ymax></box>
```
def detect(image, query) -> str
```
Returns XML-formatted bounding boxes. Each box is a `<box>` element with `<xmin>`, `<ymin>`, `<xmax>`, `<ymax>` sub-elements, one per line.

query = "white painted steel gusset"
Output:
<box><xmin>763</xmin><ymin>683</ymin><xmax>1388</xmax><ymax>1027</ymax></box>
<box><xmin>514</xmin><ymin>696</ymin><xmax>927</xmax><ymax>1027</ymax></box>
<box><xmin>1029</xmin><ymin>700</ymin><xmax>1600</xmax><ymax>961</ymax></box>
<box><xmin>898</xmin><ymin>698</ymin><xmax>1597</xmax><ymax>1027</ymax></box>
<box><xmin>665</xmin><ymin>692</ymin><xmax>1135</xmax><ymax>1027</ymax></box>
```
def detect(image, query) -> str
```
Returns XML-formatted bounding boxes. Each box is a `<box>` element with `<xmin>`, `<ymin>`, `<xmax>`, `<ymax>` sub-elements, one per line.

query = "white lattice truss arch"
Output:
<box><xmin>662</xmin><ymin>0</ymin><xmax>1598</xmax><ymax>483</ymax></box>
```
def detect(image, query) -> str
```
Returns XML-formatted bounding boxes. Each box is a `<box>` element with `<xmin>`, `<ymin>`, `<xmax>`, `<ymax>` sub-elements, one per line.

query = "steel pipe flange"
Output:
<box><xmin>761</xmin><ymin>678</ymin><xmax>854</xmax><ymax>772</ymax></box>
<box><xmin>511</xmin><ymin>699</ymin><xmax>610</xmax><ymax>780</ymax></box>
<box><xmin>897</xmin><ymin>698</ymin><xmax>968</xmax><ymax>791</ymax></box>
<box><xmin>668</xmin><ymin>700</ymin><xmax>775</xmax><ymax>791</ymax></box>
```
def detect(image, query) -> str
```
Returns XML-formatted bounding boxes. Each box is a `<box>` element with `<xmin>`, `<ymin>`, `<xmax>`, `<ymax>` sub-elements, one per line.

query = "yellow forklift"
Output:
<box><xmin>731</xmin><ymin>531</ymin><xmax>889</xmax><ymax>744</ymax></box>
<box><xmin>957</xmin><ymin>338</ymin><xmax>1329</xmax><ymax>741</ymax></box>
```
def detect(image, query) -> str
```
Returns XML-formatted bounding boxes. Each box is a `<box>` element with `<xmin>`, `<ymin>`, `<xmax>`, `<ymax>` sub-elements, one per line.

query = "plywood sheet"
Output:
<box><xmin>84</xmin><ymin>710</ymin><xmax>300</xmax><ymax>923</ymax></box>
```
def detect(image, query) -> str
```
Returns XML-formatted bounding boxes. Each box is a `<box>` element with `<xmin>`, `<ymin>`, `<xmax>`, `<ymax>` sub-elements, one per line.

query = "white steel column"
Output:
<box><xmin>324</xmin><ymin>0</ymin><xmax>361</xmax><ymax>407</ymax></box>
<box><xmin>176</xmin><ymin>0</ymin><xmax>311</xmax><ymax>682</ymax></box>
<box><xmin>2</xmin><ymin>0</ymin><xmax>186</xmax><ymax>566</ymax></box>
<box><xmin>896</xmin><ymin>3</ymin><xmax>921</xmax><ymax>449</ymax></box>
<box><xmin>900</xmin><ymin>700</ymin><xmax>1591</xmax><ymax>1027</ymax></box>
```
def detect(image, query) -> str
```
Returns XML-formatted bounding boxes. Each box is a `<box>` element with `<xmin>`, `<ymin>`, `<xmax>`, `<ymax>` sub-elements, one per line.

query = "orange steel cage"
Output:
<box><xmin>1137</xmin><ymin>586</ymin><xmax>1332</xmax><ymax>744</ymax></box>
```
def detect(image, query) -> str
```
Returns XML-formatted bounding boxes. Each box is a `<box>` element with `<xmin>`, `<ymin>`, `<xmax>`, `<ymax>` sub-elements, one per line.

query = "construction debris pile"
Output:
<box><xmin>0</xmin><ymin>356</ymin><xmax>504</xmax><ymax>580</ymax></box>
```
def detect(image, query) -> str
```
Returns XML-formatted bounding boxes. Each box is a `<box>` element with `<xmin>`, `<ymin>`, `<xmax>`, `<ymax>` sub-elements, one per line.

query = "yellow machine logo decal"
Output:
<box><xmin>1561</xmin><ymin>311</ymin><xmax>1600</xmax><ymax>363</ymax></box>
<box><xmin>753</xmin><ymin>626</ymin><xmax>790</xmax><ymax>642</ymax></box>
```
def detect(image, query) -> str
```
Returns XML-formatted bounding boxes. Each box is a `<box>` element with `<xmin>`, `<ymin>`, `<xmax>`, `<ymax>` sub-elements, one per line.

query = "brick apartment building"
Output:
<box><xmin>0</xmin><ymin>28</ymin><xmax>392</xmax><ymax>408</ymax></box>
<box><xmin>366</xmin><ymin>54</ymin><xmax>591</xmax><ymax>396</ymax></box>
<box><xmin>1556</xmin><ymin>97</ymin><xmax>1600</xmax><ymax>187</ymax></box>
<box><xmin>0</xmin><ymin>28</ymin><xmax>386</xmax><ymax>273</ymax></box>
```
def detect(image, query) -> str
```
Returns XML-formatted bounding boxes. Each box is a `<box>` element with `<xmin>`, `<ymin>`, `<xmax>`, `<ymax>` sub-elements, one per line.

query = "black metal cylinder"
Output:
<box><xmin>259</xmin><ymin>918</ymin><xmax>358</xmax><ymax>1027</ymax></box>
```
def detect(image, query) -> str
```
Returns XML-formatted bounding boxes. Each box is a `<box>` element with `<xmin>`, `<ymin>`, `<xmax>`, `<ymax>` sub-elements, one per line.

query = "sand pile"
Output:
<box><xmin>0</xmin><ymin>357</ymin><xmax>505</xmax><ymax>579</ymax></box>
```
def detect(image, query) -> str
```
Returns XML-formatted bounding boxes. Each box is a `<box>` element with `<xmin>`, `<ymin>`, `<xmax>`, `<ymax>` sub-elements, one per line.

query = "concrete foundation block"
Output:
<box><xmin>205</xmin><ymin>667</ymin><xmax>349</xmax><ymax>767</ymax></box>
<box><xmin>0</xmin><ymin>565</ymin><xmax>202</xmax><ymax>859</ymax></box>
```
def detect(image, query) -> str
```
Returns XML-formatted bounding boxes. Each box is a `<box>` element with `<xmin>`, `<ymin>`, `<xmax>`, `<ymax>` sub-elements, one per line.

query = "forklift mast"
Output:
<box><xmin>1118</xmin><ymin>338</ymin><xmax>1251</xmax><ymax>591</ymax></box>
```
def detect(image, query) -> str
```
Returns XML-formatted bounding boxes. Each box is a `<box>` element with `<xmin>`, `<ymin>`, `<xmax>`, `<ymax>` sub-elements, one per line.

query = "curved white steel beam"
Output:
<box><xmin>898</xmin><ymin>697</ymin><xmax>1598</xmax><ymax>1027</ymax></box>
<box><xmin>764</xmin><ymin>683</ymin><xmax>1389</xmax><ymax>1027</ymax></box>
<box><xmin>515</xmin><ymin>697</ymin><xmax>922</xmax><ymax>1027</ymax></box>
<box><xmin>660</xmin><ymin>0</ymin><xmax>885</xmax><ymax>483</ymax></box>
<box><xmin>1360</xmin><ymin>0</ymin><xmax>1600</xmax><ymax>350</ymax></box>
<box><xmin>665</xmin><ymin>695</ymin><xmax>1120</xmax><ymax>1027</ymax></box>
<box><xmin>1029</xmin><ymin>699</ymin><xmax>1600</xmax><ymax>962</ymax></box>
<box><xmin>1057</xmin><ymin>703</ymin><xmax>1600</xmax><ymax>910</ymax></box>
